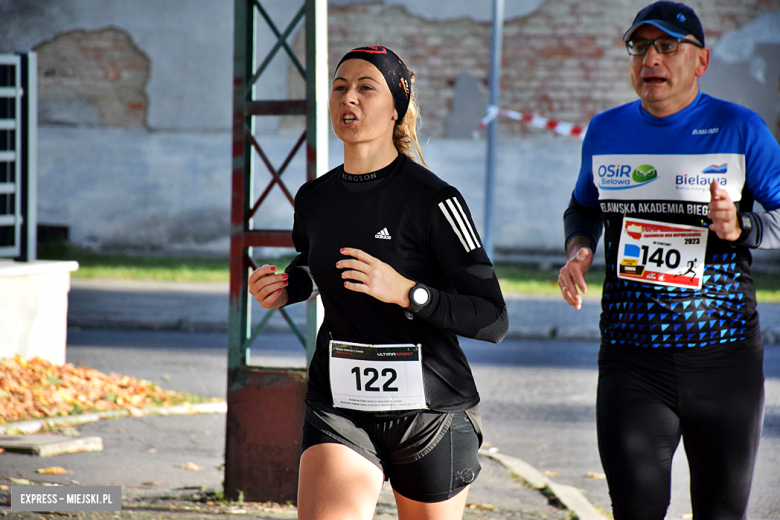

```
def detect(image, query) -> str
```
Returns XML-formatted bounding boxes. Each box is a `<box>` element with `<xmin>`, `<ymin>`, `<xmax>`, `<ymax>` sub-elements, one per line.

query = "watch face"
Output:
<box><xmin>412</xmin><ymin>287</ymin><xmax>429</xmax><ymax>305</ymax></box>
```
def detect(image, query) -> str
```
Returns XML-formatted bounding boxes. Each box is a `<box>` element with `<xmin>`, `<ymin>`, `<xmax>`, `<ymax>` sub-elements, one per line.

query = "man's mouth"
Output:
<box><xmin>644</xmin><ymin>77</ymin><xmax>667</xmax><ymax>84</ymax></box>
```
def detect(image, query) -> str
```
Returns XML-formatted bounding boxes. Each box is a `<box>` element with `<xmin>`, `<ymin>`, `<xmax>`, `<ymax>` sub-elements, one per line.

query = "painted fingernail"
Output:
<box><xmin>270</xmin><ymin>266</ymin><xmax>276</xmax><ymax>271</ymax></box>
<box><xmin>344</xmin><ymin>282</ymin><xmax>347</xmax><ymax>287</ymax></box>
<box><xmin>278</xmin><ymin>288</ymin><xmax>282</xmax><ymax>293</ymax></box>
<box><xmin>335</xmin><ymin>261</ymin><xmax>340</xmax><ymax>267</ymax></box>
<box><xmin>282</xmin><ymin>274</ymin><xmax>288</xmax><ymax>279</ymax></box>
<box><xmin>340</xmin><ymin>248</ymin><xmax>345</xmax><ymax>253</ymax></box>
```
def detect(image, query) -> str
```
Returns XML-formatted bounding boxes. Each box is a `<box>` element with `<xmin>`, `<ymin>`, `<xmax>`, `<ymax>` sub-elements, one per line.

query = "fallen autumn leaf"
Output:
<box><xmin>37</xmin><ymin>467</ymin><xmax>72</xmax><ymax>475</ymax></box>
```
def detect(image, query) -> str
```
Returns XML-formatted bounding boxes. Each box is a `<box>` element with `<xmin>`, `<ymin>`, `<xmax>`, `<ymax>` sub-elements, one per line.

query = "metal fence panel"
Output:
<box><xmin>0</xmin><ymin>55</ymin><xmax>22</xmax><ymax>258</ymax></box>
<box><xmin>0</xmin><ymin>52</ymin><xmax>36</xmax><ymax>261</ymax></box>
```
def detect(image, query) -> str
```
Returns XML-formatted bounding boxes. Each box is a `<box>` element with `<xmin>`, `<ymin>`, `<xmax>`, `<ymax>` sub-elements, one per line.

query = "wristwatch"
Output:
<box><xmin>407</xmin><ymin>282</ymin><xmax>430</xmax><ymax>313</ymax></box>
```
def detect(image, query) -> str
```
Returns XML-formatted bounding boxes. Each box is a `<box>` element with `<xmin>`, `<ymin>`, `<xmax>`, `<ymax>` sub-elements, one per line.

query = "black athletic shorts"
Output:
<box><xmin>302</xmin><ymin>400</ymin><xmax>483</xmax><ymax>503</ymax></box>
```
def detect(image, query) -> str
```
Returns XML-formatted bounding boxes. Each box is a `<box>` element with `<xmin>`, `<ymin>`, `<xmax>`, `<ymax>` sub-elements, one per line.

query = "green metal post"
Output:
<box><xmin>225</xmin><ymin>0</ymin><xmax>326</xmax><ymax>504</ymax></box>
<box><xmin>304</xmin><ymin>0</ymin><xmax>328</xmax><ymax>364</ymax></box>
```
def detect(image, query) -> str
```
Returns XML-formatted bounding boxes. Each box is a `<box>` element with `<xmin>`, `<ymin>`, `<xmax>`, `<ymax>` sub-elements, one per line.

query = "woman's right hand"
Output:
<box><xmin>248</xmin><ymin>264</ymin><xmax>289</xmax><ymax>310</ymax></box>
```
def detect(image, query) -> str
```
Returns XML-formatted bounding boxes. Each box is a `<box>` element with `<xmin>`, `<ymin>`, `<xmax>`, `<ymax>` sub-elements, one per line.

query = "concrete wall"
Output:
<box><xmin>0</xmin><ymin>0</ymin><xmax>778</xmax><ymax>261</ymax></box>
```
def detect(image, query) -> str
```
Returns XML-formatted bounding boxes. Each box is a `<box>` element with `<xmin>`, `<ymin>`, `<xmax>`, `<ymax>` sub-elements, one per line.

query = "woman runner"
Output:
<box><xmin>248</xmin><ymin>45</ymin><xmax>508</xmax><ymax>520</ymax></box>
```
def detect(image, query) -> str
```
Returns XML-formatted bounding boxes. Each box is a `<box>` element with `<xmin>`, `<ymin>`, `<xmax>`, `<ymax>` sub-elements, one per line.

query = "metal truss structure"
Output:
<box><xmin>225</xmin><ymin>0</ymin><xmax>327</xmax><ymax>502</ymax></box>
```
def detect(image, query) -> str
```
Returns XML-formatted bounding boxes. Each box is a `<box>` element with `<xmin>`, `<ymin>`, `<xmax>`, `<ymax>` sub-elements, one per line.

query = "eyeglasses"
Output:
<box><xmin>626</xmin><ymin>37</ymin><xmax>704</xmax><ymax>56</ymax></box>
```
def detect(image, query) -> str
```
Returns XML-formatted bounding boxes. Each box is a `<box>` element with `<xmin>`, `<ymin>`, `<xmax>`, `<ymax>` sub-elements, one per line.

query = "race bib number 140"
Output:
<box><xmin>617</xmin><ymin>217</ymin><xmax>708</xmax><ymax>290</ymax></box>
<box><xmin>329</xmin><ymin>341</ymin><xmax>426</xmax><ymax>412</ymax></box>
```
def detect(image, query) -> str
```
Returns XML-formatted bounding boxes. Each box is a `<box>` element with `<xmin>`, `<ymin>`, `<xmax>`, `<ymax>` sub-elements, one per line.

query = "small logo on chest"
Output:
<box><xmin>692</xmin><ymin>128</ymin><xmax>719</xmax><ymax>135</ymax></box>
<box><xmin>375</xmin><ymin>228</ymin><xmax>392</xmax><ymax>240</ymax></box>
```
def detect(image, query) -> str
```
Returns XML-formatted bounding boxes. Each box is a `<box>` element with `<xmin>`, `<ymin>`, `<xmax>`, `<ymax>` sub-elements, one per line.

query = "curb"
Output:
<box><xmin>480</xmin><ymin>449</ymin><xmax>608</xmax><ymax>520</ymax></box>
<box><xmin>0</xmin><ymin>401</ymin><xmax>227</xmax><ymax>435</ymax></box>
<box><xmin>67</xmin><ymin>318</ymin><xmax>780</xmax><ymax>345</ymax></box>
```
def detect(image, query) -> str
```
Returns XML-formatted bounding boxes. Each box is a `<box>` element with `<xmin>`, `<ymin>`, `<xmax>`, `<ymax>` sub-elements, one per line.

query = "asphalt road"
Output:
<box><xmin>65</xmin><ymin>330</ymin><xmax>780</xmax><ymax>520</ymax></box>
<box><xmin>460</xmin><ymin>338</ymin><xmax>780</xmax><ymax>520</ymax></box>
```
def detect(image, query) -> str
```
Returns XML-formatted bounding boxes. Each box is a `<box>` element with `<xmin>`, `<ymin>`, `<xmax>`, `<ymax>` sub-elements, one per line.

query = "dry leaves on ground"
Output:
<box><xmin>0</xmin><ymin>355</ymin><xmax>201</xmax><ymax>424</ymax></box>
<box><xmin>467</xmin><ymin>503</ymin><xmax>498</xmax><ymax>511</ymax></box>
<box><xmin>37</xmin><ymin>467</ymin><xmax>72</xmax><ymax>475</ymax></box>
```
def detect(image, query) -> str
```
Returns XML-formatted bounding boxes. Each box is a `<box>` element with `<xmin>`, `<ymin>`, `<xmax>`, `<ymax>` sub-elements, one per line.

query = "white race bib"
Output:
<box><xmin>617</xmin><ymin>217</ymin><xmax>708</xmax><ymax>290</ymax></box>
<box><xmin>329</xmin><ymin>340</ymin><xmax>426</xmax><ymax>412</ymax></box>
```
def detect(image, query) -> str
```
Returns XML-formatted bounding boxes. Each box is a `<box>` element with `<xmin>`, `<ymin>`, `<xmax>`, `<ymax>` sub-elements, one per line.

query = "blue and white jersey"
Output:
<box><xmin>573</xmin><ymin>92</ymin><xmax>780</xmax><ymax>349</ymax></box>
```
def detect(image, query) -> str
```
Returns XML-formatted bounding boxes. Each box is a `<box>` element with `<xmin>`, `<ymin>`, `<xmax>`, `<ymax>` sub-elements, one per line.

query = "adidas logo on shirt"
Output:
<box><xmin>375</xmin><ymin>228</ymin><xmax>392</xmax><ymax>240</ymax></box>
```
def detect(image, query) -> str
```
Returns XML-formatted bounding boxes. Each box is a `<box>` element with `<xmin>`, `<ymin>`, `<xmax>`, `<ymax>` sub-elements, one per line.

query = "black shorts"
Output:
<box><xmin>302</xmin><ymin>400</ymin><xmax>483</xmax><ymax>503</ymax></box>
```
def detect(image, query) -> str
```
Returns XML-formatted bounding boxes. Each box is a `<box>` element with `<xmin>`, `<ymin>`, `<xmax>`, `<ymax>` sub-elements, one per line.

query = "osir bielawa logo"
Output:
<box><xmin>632</xmin><ymin>164</ymin><xmax>658</xmax><ymax>183</ymax></box>
<box><xmin>598</xmin><ymin>163</ymin><xmax>659</xmax><ymax>190</ymax></box>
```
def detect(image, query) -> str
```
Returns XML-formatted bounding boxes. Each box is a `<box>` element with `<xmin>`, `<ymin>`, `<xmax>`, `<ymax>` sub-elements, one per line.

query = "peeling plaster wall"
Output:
<box><xmin>0</xmin><ymin>0</ymin><xmax>232</xmax><ymax>131</ymax></box>
<box><xmin>35</xmin><ymin>28</ymin><xmax>150</xmax><ymax>127</ymax></box>
<box><xmin>701</xmin><ymin>12</ymin><xmax>780</xmax><ymax>140</ymax></box>
<box><xmin>325</xmin><ymin>0</ymin><xmax>780</xmax><ymax>139</ymax></box>
<box><xmin>329</xmin><ymin>0</ymin><xmax>545</xmax><ymax>21</ymax></box>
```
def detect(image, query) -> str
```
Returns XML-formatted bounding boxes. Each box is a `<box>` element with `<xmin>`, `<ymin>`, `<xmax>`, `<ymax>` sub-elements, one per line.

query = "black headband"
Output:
<box><xmin>335</xmin><ymin>46</ymin><xmax>411</xmax><ymax>122</ymax></box>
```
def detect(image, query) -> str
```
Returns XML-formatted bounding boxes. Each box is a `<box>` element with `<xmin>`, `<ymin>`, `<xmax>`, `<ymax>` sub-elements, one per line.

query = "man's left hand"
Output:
<box><xmin>708</xmin><ymin>180</ymin><xmax>741</xmax><ymax>241</ymax></box>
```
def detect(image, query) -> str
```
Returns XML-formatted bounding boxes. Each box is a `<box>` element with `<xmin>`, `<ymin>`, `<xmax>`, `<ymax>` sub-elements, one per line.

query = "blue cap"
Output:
<box><xmin>623</xmin><ymin>1</ymin><xmax>705</xmax><ymax>47</ymax></box>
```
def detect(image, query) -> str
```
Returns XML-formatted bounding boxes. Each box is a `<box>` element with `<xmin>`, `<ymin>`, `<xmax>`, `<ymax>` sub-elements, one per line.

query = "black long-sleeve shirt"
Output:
<box><xmin>284</xmin><ymin>154</ymin><xmax>507</xmax><ymax>412</ymax></box>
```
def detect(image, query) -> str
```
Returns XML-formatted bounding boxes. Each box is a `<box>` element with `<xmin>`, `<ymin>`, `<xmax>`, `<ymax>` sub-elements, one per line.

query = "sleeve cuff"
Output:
<box><xmin>283</xmin><ymin>266</ymin><xmax>315</xmax><ymax>305</ymax></box>
<box><xmin>413</xmin><ymin>285</ymin><xmax>439</xmax><ymax>321</ymax></box>
<box><xmin>734</xmin><ymin>212</ymin><xmax>760</xmax><ymax>248</ymax></box>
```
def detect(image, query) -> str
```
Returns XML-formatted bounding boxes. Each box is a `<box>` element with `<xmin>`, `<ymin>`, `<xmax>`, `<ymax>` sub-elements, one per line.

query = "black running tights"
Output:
<box><xmin>596</xmin><ymin>342</ymin><xmax>765</xmax><ymax>520</ymax></box>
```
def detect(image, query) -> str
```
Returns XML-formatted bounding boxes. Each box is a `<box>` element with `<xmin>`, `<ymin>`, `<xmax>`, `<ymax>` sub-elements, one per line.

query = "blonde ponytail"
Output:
<box><xmin>393</xmin><ymin>70</ymin><xmax>428</xmax><ymax>168</ymax></box>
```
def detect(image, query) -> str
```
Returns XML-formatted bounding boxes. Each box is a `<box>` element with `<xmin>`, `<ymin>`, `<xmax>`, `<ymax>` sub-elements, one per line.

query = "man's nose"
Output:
<box><xmin>642</xmin><ymin>44</ymin><xmax>662</xmax><ymax>66</ymax></box>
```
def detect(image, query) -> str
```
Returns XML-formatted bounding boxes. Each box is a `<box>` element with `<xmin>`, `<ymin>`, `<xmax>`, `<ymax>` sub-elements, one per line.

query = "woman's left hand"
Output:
<box><xmin>337</xmin><ymin>247</ymin><xmax>415</xmax><ymax>307</ymax></box>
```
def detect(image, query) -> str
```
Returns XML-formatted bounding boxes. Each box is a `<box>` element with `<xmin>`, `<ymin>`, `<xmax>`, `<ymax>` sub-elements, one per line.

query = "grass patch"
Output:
<box><xmin>39</xmin><ymin>242</ymin><xmax>292</xmax><ymax>283</ymax></box>
<box><xmin>70</xmin><ymin>255</ymin><xmax>232</xmax><ymax>282</ymax></box>
<box><xmin>494</xmin><ymin>263</ymin><xmax>780</xmax><ymax>302</ymax></box>
<box><xmin>495</xmin><ymin>264</ymin><xmax>605</xmax><ymax>298</ymax></box>
<box><xmin>751</xmin><ymin>273</ymin><xmax>780</xmax><ymax>303</ymax></box>
<box><xmin>39</xmin><ymin>243</ymin><xmax>780</xmax><ymax>301</ymax></box>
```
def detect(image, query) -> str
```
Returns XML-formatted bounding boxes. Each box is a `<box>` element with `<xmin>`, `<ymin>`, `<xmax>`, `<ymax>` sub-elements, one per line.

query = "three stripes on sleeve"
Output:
<box><xmin>438</xmin><ymin>197</ymin><xmax>481</xmax><ymax>252</ymax></box>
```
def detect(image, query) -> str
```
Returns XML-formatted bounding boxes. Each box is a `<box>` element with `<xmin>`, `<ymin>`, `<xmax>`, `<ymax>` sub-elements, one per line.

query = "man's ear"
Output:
<box><xmin>695</xmin><ymin>47</ymin><xmax>710</xmax><ymax>78</ymax></box>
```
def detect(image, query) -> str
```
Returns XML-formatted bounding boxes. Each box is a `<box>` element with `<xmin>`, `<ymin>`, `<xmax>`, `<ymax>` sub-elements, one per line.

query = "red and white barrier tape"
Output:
<box><xmin>473</xmin><ymin>105</ymin><xmax>587</xmax><ymax>140</ymax></box>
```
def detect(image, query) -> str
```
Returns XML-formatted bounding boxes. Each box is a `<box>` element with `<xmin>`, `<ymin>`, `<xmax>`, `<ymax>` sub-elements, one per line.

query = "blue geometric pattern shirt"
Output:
<box><xmin>573</xmin><ymin>92</ymin><xmax>780</xmax><ymax>349</ymax></box>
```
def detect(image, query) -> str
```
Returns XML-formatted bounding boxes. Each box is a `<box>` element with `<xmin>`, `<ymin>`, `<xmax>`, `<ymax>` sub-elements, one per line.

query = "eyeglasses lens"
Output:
<box><xmin>627</xmin><ymin>37</ymin><xmax>680</xmax><ymax>56</ymax></box>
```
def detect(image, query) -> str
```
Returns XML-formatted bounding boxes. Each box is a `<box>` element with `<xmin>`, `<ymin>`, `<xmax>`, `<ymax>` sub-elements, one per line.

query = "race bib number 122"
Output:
<box><xmin>617</xmin><ymin>217</ymin><xmax>708</xmax><ymax>290</ymax></box>
<box><xmin>329</xmin><ymin>341</ymin><xmax>426</xmax><ymax>412</ymax></box>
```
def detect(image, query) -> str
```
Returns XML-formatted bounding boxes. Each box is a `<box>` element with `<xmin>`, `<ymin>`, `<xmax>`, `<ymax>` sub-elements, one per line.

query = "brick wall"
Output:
<box><xmin>325</xmin><ymin>0</ymin><xmax>780</xmax><ymax>137</ymax></box>
<box><xmin>34</xmin><ymin>28</ymin><xmax>150</xmax><ymax>127</ymax></box>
